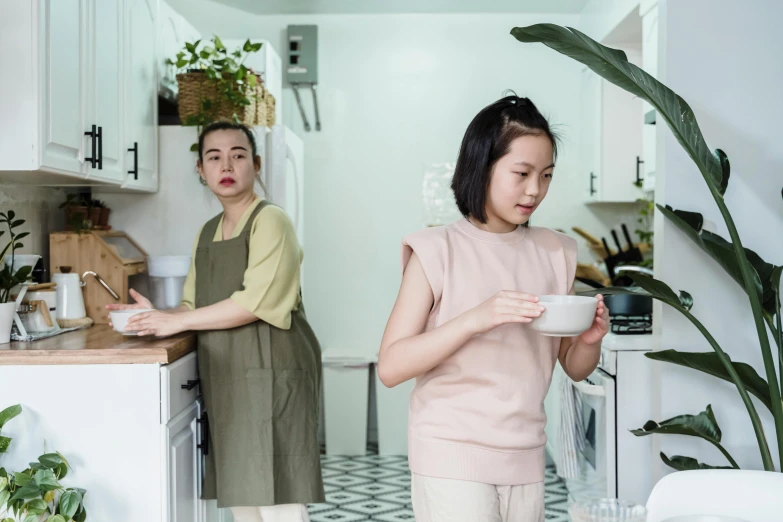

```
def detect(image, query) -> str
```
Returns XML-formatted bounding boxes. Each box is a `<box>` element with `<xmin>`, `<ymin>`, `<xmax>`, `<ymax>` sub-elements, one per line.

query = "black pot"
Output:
<box><xmin>604</xmin><ymin>293</ymin><xmax>652</xmax><ymax>317</ymax></box>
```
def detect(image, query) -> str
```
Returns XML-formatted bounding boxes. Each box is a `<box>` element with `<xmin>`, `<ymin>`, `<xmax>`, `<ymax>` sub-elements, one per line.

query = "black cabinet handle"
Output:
<box><xmin>197</xmin><ymin>412</ymin><xmax>209</xmax><ymax>456</ymax></box>
<box><xmin>97</xmin><ymin>126</ymin><xmax>103</xmax><ymax>170</ymax></box>
<box><xmin>128</xmin><ymin>142</ymin><xmax>138</xmax><ymax>180</ymax></box>
<box><xmin>84</xmin><ymin>125</ymin><xmax>97</xmax><ymax>168</ymax></box>
<box><xmin>181</xmin><ymin>379</ymin><xmax>199</xmax><ymax>390</ymax></box>
<box><xmin>636</xmin><ymin>156</ymin><xmax>644</xmax><ymax>185</ymax></box>
<box><xmin>589</xmin><ymin>172</ymin><xmax>597</xmax><ymax>195</ymax></box>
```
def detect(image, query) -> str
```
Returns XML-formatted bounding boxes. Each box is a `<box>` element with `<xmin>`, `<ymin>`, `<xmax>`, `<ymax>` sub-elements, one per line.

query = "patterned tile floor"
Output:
<box><xmin>306</xmin><ymin>455</ymin><xmax>570</xmax><ymax>521</ymax></box>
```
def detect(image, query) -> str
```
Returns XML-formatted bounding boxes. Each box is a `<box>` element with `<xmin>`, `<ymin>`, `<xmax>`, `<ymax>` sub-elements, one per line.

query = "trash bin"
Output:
<box><xmin>322</xmin><ymin>350</ymin><xmax>375</xmax><ymax>455</ymax></box>
<box><xmin>375</xmin><ymin>363</ymin><xmax>415</xmax><ymax>455</ymax></box>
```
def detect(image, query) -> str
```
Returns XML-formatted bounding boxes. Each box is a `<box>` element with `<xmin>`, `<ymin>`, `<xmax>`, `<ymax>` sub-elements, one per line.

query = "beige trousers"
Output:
<box><xmin>230</xmin><ymin>504</ymin><xmax>310</xmax><ymax>522</ymax></box>
<box><xmin>411</xmin><ymin>473</ymin><xmax>544</xmax><ymax>522</ymax></box>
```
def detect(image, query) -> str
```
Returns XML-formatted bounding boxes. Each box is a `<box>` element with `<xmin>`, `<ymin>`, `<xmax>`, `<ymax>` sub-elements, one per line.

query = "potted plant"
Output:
<box><xmin>512</xmin><ymin>24</ymin><xmax>782</xmax><ymax>471</ymax></box>
<box><xmin>168</xmin><ymin>36</ymin><xmax>264</xmax><ymax>150</ymax></box>
<box><xmin>0</xmin><ymin>211</ymin><xmax>31</xmax><ymax>344</ymax></box>
<box><xmin>87</xmin><ymin>200</ymin><xmax>102</xmax><ymax>230</ymax></box>
<box><xmin>59</xmin><ymin>195</ymin><xmax>90</xmax><ymax>234</ymax></box>
<box><xmin>0</xmin><ymin>404</ymin><xmax>88</xmax><ymax>521</ymax></box>
<box><xmin>96</xmin><ymin>201</ymin><xmax>111</xmax><ymax>228</ymax></box>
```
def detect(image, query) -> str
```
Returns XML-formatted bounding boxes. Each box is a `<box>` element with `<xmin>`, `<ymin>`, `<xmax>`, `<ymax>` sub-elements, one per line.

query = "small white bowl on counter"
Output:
<box><xmin>530</xmin><ymin>295</ymin><xmax>597</xmax><ymax>337</ymax></box>
<box><xmin>110</xmin><ymin>309</ymin><xmax>155</xmax><ymax>336</ymax></box>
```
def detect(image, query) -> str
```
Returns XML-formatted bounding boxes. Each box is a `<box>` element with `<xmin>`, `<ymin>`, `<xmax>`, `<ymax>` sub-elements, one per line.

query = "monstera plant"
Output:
<box><xmin>511</xmin><ymin>24</ymin><xmax>782</xmax><ymax>472</ymax></box>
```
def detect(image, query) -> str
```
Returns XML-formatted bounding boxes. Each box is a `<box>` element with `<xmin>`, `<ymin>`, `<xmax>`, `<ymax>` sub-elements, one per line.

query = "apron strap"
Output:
<box><xmin>198</xmin><ymin>214</ymin><xmax>223</xmax><ymax>249</ymax></box>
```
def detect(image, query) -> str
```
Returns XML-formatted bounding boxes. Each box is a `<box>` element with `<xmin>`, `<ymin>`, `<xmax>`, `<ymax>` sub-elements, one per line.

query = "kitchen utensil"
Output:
<box><xmin>52</xmin><ymin>271</ymin><xmax>86</xmax><ymax>320</ymax></box>
<box><xmin>611</xmin><ymin>229</ymin><xmax>624</xmax><ymax>254</ymax></box>
<box><xmin>576</xmin><ymin>263</ymin><xmax>611</xmax><ymax>287</ymax></box>
<box><xmin>147</xmin><ymin>255</ymin><xmax>191</xmax><ymax>310</ymax></box>
<box><xmin>110</xmin><ymin>309</ymin><xmax>155</xmax><ymax>335</ymax></box>
<box><xmin>530</xmin><ymin>295</ymin><xmax>598</xmax><ymax>337</ymax></box>
<box><xmin>569</xmin><ymin>498</ymin><xmax>647</xmax><ymax>522</ymax></box>
<box><xmin>604</xmin><ymin>293</ymin><xmax>653</xmax><ymax>317</ymax></box>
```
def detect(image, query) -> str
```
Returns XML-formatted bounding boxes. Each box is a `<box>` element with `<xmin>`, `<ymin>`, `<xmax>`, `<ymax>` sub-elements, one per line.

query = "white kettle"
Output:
<box><xmin>52</xmin><ymin>271</ymin><xmax>86</xmax><ymax>320</ymax></box>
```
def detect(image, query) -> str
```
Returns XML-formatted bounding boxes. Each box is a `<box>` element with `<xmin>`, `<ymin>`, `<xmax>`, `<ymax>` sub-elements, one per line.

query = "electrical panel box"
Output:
<box><xmin>286</xmin><ymin>25</ymin><xmax>318</xmax><ymax>84</ymax></box>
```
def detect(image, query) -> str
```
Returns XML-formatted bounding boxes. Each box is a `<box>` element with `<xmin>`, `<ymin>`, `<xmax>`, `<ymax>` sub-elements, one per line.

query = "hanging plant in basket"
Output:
<box><xmin>169</xmin><ymin>36</ymin><xmax>265</xmax><ymax>150</ymax></box>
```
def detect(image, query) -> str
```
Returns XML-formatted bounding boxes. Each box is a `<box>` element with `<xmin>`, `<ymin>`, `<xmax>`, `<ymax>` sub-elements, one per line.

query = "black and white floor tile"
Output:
<box><xmin>307</xmin><ymin>455</ymin><xmax>570</xmax><ymax>521</ymax></box>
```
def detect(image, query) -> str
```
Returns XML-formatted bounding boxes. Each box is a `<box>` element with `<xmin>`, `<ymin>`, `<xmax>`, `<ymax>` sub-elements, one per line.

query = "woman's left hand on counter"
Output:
<box><xmin>126</xmin><ymin>310</ymin><xmax>187</xmax><ymax>338</ymax></box>
<box><xmin>578</xmin><ymin>293</ymin><xmax>610</xmax><ymax>346</ymax></box>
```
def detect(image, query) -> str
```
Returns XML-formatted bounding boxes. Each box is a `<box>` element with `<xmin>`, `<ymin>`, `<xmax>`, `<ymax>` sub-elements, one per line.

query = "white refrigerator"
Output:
<box><xmin>101</xmin><ymin>124</ymin><xmax>304</xmax><ymax>257</ymax></box>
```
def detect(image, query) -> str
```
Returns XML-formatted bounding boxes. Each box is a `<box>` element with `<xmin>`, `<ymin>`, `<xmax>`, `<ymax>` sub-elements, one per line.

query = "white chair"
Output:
<box><xmin>646</xmin><ymin>469</ymin><xmax>783</xmax><ymax>522</ymax></box>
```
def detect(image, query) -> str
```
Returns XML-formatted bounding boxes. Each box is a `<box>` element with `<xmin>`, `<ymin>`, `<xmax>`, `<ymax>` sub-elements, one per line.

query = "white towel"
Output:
<box><xmin>556</xmin><ymin>377</ymin><xmax>585</xmax><ymax>480</ymax></box>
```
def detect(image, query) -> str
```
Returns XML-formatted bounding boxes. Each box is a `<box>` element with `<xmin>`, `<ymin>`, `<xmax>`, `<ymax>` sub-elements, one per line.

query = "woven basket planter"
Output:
<box><xmin>177</xmin><ymin>71</ymin><xmax>258</xmax><ymax>125</ymax></box>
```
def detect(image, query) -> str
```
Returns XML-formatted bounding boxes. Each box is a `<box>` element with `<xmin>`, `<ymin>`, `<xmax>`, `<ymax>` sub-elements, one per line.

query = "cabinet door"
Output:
<box><xmin>166</xmin><ymin>402</ymin><xmax>200</xmax><ymax>522</ymax></box>
<box><xmin>123</xmin><ymin>0</ymin><xmax>158</xmax><ymax>192</ymax></box>
<box><xmin>580</xmin><ymin>68</ymin><xmax>601</xmax><ymax>202</ymax></box>
<box><xmin>86</xmin><ymin>0</ymin><xmax>124</xmax><ymax>183</ymax></box>
<box><xmin>158</xmin><ymin>1</ymin><xmax>184</xmax><ymax>100</ymax></box>
<box><xmin>40</xmin><ymin>0</ymin><xmax>88</xmax><ymax>175</ymax></box>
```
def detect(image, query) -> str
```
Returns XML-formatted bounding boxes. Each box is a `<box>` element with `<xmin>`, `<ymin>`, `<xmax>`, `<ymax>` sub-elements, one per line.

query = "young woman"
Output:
<box><xmin>109</xmin><ymin>121</ymin><xmax>323</xmax><ymax>522</ymax></box>
<box><xmin>378</xmin><ymin>95</ymin><xmax>610</xmax><ymax>522</ymax></box>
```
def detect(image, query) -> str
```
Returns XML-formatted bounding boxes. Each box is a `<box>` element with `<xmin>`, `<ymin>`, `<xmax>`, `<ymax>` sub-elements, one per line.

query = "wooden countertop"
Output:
<box><xmin>0</xmin><ymin>326</ymin><xmax>196</xmax><ymax>365</ymax></box>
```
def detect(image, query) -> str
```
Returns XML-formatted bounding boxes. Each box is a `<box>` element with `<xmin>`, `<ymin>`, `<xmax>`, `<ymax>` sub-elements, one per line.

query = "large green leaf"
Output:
<box><xmin>33</xmin><ymin>469</ymin><xmax>60</xmax><ymax>492</ymax></box>
<box><xmin>580</xmin><ymin>273</ymin><xmax>692</xmax><ymax>311</ymax></box>
<box><xmin>511</xmin><ymin>24</ymin><xmax>727</xmax><ymax>195</ymax></box>
<box><xmin>25</xmin><ymin>498</ymin><xmax>48</xmax><ymax>515</ymax></box>
<box><xmin>0</xmin><ymin>437</ymin><xmax>10</xmax><ymax>454</ymax></box>
<box><xmin>661</xmin><ymin>453</ymin><xmax>733</xmax><ymax>471</ymax></box>
<box><xmin>0</xmin><ymin>489</ymin><xmax>9</xmax><ymax>507</ymax></box>
<box><xmin>38</xmin><ymin>454</ymin><xmax>64</xmax><ymax>469</ymax></box>
<box><xmin>646</xmin><ymin>350</ymin><xmax>773</xmax><ymax>412</ymax></box>
<box><xmin>632</xmin><ymin>405</ymin><xmax>738</xmax><ymax>468</ymax></box>
<box><xmin>59</xmin><ymin>490</ymin><xmax>81</xmax><ymax>520</ymax></box>
<box><xmin>659</xmin><ymin>205</ymin><xmax>780</xmax><ymax>317</ymax></box>
<box><xmin>9</xmin><ymin>483</ymin><xmax>40</xmax><ymax>502</ymax></box>
<box><xmin>0</xmin><ymin>405</ymin><xmax>21</xmax><ymax>429</ymax></box>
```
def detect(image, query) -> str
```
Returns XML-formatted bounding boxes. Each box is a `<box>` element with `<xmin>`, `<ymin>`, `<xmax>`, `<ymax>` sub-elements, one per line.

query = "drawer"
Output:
<box><xmin>160</xmin><ymin>351</ymin><xmax>199</xmax><ymax>423</ymax></box>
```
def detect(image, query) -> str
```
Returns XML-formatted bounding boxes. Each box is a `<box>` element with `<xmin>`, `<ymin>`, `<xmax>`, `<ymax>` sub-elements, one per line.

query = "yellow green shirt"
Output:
<box><xmin>180</xmin><ymin>199</ymin><xmax>303</xmax><ymax>330</ymax></box>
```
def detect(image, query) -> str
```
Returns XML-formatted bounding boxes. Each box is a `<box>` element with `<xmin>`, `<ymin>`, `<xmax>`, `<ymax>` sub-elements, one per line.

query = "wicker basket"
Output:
<box><xmin>255</xmin><ymin>85</ymin><xmax>268</xmax><ymax>127</ymax></box>
<box><xmin>177</xmin><ymin>71</ymin><xmax>258</xmax><ymax>126</ymax></box>
<box><xmin>265</xmin><ymin>93</ymin><xmax>276</xmax><ymax>127</ymax></box>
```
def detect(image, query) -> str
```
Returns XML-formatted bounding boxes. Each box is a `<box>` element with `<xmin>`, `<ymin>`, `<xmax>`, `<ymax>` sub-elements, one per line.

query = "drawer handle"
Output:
<box><xmin>181</xmin><ymin>379</ymin><xmax>199</xmax><ymax>391</ymax></box>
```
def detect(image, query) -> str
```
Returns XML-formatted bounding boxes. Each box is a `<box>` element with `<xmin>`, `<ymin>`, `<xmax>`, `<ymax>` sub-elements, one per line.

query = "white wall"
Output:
<box><xmin>654</xmin><ymin>0</ymin><xmax>783</xmax><ymax>475</ymax></box>
<box><xmin>161</xmin><ymin>2</ymin><xmax>644</xmax><ymax>360</ymax></box>
<box><xmin>578</xmin><ymin>0</ymin><xmax>639</xmax><ymax>43</ymax></box>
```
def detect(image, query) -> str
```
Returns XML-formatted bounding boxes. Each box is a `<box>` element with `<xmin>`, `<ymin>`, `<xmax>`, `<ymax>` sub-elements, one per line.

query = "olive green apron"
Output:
<box><xmin>196</xmin><ymin>200</ymin><xmax>324</xmax><ymax>508</ymax></box>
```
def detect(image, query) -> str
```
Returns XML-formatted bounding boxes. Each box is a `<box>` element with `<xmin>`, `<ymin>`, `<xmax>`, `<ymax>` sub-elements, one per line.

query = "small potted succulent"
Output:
<box><xmin>0</xmin><ymin>211</ymin><xmax>31</xmax><ymax>344</ymax></box>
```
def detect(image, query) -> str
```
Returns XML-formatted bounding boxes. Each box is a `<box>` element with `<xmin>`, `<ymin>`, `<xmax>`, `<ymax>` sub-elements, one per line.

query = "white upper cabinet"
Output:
<box><xmin>0</xmin><ymin>0</ymin><xmax>158</xmax><ymax>192</ymax></box>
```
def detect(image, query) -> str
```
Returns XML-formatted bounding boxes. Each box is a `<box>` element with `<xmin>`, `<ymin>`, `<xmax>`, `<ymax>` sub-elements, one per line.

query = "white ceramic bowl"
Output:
<box><xmin>530</xmin><ymin>295</ymin><xmax>597</xmax><ymax>337</ymax></box>
<box><xmin>110</xmin><ymin>309</ymin><xmax>154</xmax><ymax>335</ymax></box>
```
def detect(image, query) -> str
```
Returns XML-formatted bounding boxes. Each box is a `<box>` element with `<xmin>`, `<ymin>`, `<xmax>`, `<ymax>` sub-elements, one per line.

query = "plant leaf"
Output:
<box><xmin>0</xmin><ymin>436</ymin><xmax>11</xmax><ymax>454</ymax></box>
<box><xmin>7</xmin><ymin>211</ymin><xmax>14</xmax><ymax>221</ymax></box>
<box><xmin>24</xmin><ymin>514</ymin><xmax>38</xmax><ymax>522</ymax></box>
<box><xmin>190</xmin><ymin>143</ymin><xmax>199</xmax><ymax>152</ymax></box>
<box><xmin>510</xmin><ymin>24</ymin><xmax>727</xmax><ymax>195</ymax></box>
<box><xmin>659</xmin><ymin>204</ymin><xmax>780</xmax><ymax>317</ymax></box>
<box><xmin>644</xmin><ymin>350</ymin><xmax>772</xmax><ymax>411</ymax></box>
<box><xmin>214</xmin><ymin>35</ymin><xmax>225</xmax><ymax>51</ymax></box>
<box><xmin>13</xmin><ymin>473</ymin><xmax>32</xmax><ymax>487</ymax></box>
<box><xmin>74</xmin><ymin>506</ymin><xmax>87</xmax><ymax>522</ymax></box>
<box><xmin>646</xmin><ymin>350</ymin><xmax>773</xmax><ymax>412</ymax></box>
<box><xmin>632</xmin><ymin>405</ymin><xmax>723</xmax><ymax>442</ymax></box>
<box><xmin>46</xmin><ymin>515</ymin><xmax>66</xmax><ymax>522</ymax></box>
<box><xmin>0</xmin><ymin>405</ymin><xmax>21</xmax><ymax>429</ymax></box>
<box><xmin>14</xmin><ymin>232</ymin><xmax>30</xmax><ymax>242</ymax></box>
<box><xmin>0</xmin><ymin>476</ymin><xmax>6</xmax><ymax>491</ymax></box>
<box><xmin>9</xmin><ymin>483</ymin><xmax>40</xmax><ymax>502</ymax></box>
<box><xmin>10</xmin><ymin>220</ymin><xmax>24</xmax><ymax>228</ymax></box>
<box><xmin>59</xmin><ymin>490</ymin><xmax>80</xmax><ymax>519</ymax></box>
<box><xmin>0</xmin><ymin>489</ymin><xmax>9</xmax><ymax>507</ymax></box>
<box><xmin>26</xmin><ymin>498</ymin><xmax>48</xmax><ymax>515</ymax></box>
<box><xmin>660</xmin><ymin>452</ymin><xmax>732</xmax><ymax>471</ymax></box>
<box><xmin>33</xmin><ymin>469</ymin><xmax>60</xmax><ymax>492</ymax></box>
<box><xmin>38</xmin><ymin>454</ymin><xmax>63</xmax><ymax>469</ymax></box>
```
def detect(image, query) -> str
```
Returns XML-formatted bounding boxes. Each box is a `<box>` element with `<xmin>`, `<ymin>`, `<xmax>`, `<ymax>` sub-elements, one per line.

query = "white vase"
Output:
<box><xmin>0</xmin><ymin>301</ymin><xmax>17</xmax><ymax>344</ymax></box>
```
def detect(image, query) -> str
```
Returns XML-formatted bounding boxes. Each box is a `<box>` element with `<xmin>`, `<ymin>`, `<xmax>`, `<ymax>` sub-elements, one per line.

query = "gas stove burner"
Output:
<box><xmin>610</xmin><ymin>314</ymin><xmax>653</xmax><ymax>335</ymax></box>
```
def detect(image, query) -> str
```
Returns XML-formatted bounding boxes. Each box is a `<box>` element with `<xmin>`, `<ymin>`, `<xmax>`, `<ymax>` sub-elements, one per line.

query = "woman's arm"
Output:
<box><xmin>126</xmin><ymin>299</ymin><xmax>258</xmax><ymax>337</ymax></box>
<box><xmin>378</xmin><ymin>253</ymin><xmax>544</xmax><ymax>388</ymax></box>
